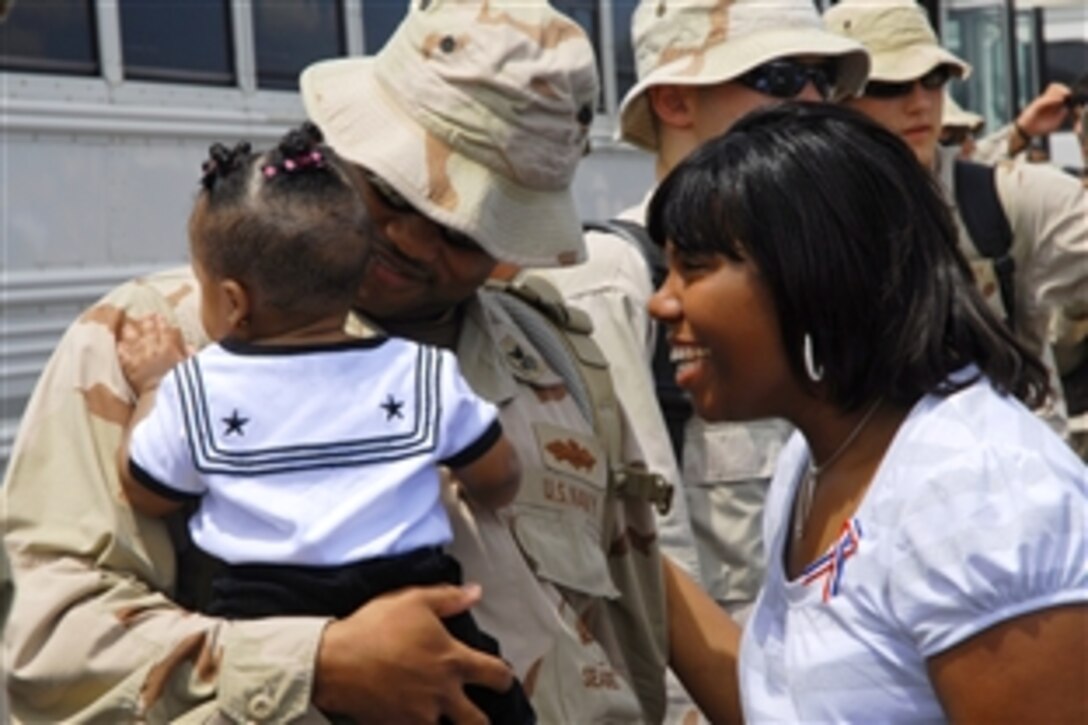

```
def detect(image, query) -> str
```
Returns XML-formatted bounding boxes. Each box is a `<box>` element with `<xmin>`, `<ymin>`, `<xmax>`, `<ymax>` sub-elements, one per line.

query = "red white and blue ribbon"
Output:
<box><xmin>801</xmin><ymin>517</ymin><xmax>863</xmax><ymax>602</ymax></box>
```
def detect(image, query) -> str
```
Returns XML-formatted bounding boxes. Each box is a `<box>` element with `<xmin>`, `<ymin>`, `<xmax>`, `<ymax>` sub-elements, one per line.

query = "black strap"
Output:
<box><xmin>954</xmin><ymin>159</ymin><xmax>1016</xmax><ymax>331</ymax></box>
<box><xmin>584</xmin><ymin>218</ymin><xmax>691</xmax><ymax>461</ymax></box>
<box><xmin>583</xmin><ymin>219</ymin><xmax>667</xmax><ymax>288</ymax></box>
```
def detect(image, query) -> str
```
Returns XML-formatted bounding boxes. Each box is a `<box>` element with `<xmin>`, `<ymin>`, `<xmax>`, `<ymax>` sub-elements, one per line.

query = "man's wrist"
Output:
<box><xmin>1008</xmin><ymin>120</ymin><xmax>1031</xmax><ymax>155</ymax></box>
<box><xmin>219</xmin><ymin>616</ymin><xmax>328</xmax><ymax>722</ymax></box>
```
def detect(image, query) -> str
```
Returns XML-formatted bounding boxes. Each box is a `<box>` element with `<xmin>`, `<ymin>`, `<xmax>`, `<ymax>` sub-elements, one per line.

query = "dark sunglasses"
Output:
<box><xmin>863</xmin><ymin>65</ymin><xmax>952</xmax><ymax>99</ymax></box>
<box><xmin>939</xmin><ymin>127</ymin><xmax>972</xmax><ymax>147</ymax></box>
<box><xmin>361</xmin><ymin>169</ymin><xmax>482</xmax><ymax>252</ymax></box>
<box><xmin>736</xmin><ymin>60</ymin><xmax>837</xmax><ymax>100</ymax></box>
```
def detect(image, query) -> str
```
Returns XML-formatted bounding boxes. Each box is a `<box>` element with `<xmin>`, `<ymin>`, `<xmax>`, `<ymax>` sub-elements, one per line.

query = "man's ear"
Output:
<box><xmin>647</xmin><ymin>84</ymin><xmax>699</xmax><ymax>131</ymax></box>
<box><xmin>221</xmin><ymin>279</ymin><xmax>251</xmax><ymax>335</ymax></box>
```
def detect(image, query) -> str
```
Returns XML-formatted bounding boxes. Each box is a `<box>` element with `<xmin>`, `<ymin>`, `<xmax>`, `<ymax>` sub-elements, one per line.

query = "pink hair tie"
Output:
<box><xmin>262</xmin><ymin>164</ymin><xmax>277</xmax><ymax>178</ymax></box>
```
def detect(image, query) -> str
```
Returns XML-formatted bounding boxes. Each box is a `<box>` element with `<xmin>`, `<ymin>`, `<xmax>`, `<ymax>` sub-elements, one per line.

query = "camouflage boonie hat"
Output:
<box><xmin>942</xmin><ymin>92</ymin><xmax>983</xmax><ymax>132</ymax></box>
<box><xmin>619</xmin><ymin>0</ymin><xmax>870</xmax><ymax>152</ymax></box>
<box><xmin>824</xmin><ymin>0</ymin><xmax>970</xmax><ymax>83</ymax></box>
<box><xmin>301</xmin><ymin>0</ymin><xmax>598</xmax><ymax>268</ymax></box>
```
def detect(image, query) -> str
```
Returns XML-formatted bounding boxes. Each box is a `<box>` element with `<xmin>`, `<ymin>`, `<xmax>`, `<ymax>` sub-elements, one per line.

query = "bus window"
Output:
<box><xmin>0</xmin><ymin>0</ymin><xmax>98</xmax><ymax>76</ymax></box>
<box><xmin>119</xmin><ymin>0</ymin><xmax>234</xmax><ymax>86</ymax></box>
<box><xmin>552</xmin><ymin>0</ymin><xmax>604</xmax><ymax>108</ymax></box>
<box><xmin>1046</xmin><ymin>39</ymin><xmax>1088</xmax><ymax>87</ymax></box>
<box><xmin>553</xmin><ymin>0</ymin><xmax>601</xmax><ymax>56</ymax></box>
<box><xmin>612</xmin><ymin>0</ymin><xmax>638</xmax><ymax>107</ymax></box>
<box><xmin>1042</xmin><ymin>5</ymin><xmax>1088</xmax><ymax>89</ymax></box>
<box><xmin>362</xmin><ymin>0</ymin><xmax>406</xmax><ymax>55</ymax></box>
<box><xmin>944</xmin><ymin>3</ymin><xmax>1012</xmax><ymax>133</ymax></box>
<box><xmin>255</xmin><ymin>0</ymin><xmax>345</xmax><ymax>91</ymax></box>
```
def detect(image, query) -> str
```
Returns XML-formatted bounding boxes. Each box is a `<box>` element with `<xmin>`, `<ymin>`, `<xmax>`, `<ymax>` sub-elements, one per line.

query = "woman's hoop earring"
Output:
<box><xmin>803</xmin><ymin>332</ymin><xmax>824</xmax><ymax>382</ymax></box>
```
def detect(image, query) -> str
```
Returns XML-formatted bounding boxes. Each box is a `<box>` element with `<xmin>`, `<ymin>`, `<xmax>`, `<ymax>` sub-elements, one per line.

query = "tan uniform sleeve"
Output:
<box><xmin>2</xmin><ymin>268</ymin><xmax>329</xmax><ymax>723</ymax></box>
<box><xmin>1000</xmin><ymin>162</ymin><xmax>1088</xmax><ymax>346</ymax></box>
<box><xmin>970</xmin><ymin>124</ymin><xmax>1016</xmax><ymax>166</ymax></box>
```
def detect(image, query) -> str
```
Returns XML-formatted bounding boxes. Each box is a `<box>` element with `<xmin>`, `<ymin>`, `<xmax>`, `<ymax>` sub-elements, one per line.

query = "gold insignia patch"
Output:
<box><xmin>532</xmin><ymin>423</ymin><xmax>606</xmax><ymax>490</ymax></box>
<box><xmin>544</xmin><ymin>437</ymin><xmax>596</xmax><ymax>472</ymax></box>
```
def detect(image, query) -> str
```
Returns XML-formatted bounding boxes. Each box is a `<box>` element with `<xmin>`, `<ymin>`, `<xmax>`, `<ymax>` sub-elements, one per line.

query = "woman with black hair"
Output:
<box><xmin>649</xmin><ymin>102</ymin><xmax>1087</xmax><ymax>722</ymax></box>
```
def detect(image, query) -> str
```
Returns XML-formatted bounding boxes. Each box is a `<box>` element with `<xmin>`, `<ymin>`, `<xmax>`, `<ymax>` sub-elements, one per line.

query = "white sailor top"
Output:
<box><xmin>129</xmin><ymin>337</ymin><xmax>502</xmax><ymax>566</ymax></box>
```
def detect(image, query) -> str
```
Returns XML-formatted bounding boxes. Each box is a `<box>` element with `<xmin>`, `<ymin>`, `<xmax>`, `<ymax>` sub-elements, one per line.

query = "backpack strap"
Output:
<box><xmin>489</xmin><ymin>275</ymin><xmax>674</xmax><ymax>516</ymax></box>
<box><xmin>583</xmin><ymin>219</ymin><xmax>693</xmax><ymax>461</ymax></box>
<box><xmin>954</xmin><ymin>159</ymin><xmax>1016</xmax><ymax>330</ymax></box>
<box><xmin>583</xmin><ymin>219</ymin><xmax>667</xmax><ymax>288</ymax></box>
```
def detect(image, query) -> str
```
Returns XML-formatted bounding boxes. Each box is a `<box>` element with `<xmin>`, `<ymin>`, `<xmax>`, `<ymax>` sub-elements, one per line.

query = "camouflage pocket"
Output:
<box><xmin>509</xmin><ymin>422</ymin><xmax>619</xmax><ymax>598</ymax></box>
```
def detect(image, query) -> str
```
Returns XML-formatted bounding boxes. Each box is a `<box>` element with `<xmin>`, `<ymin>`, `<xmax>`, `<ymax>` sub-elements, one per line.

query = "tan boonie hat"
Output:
<box><xmin>301</xmin><ymin>0</ymin><xmax>598</xmax><ymax>268</ymax></box>
<box><xmin>619</xmin><ymin>0</ymin><xmax>871</xmax><ymax>152</ymax></box>
<box><xmin>824</xmin><ymin>0</ymin><xmax>970</xmax><ymax>83</ymax></box>
<box><xmin>942</xmin><ymin>92</ymin><xmax>983</xmax><ymax>132</ymax></box>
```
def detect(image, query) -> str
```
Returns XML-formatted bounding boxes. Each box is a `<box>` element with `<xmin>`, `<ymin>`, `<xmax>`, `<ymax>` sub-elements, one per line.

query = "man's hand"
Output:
<box><xmin>117</xmin><ymin>313</ymin><xmax>189</xmax><ymax>394</ymax></box>
<box><xmin>313</xmin><ymin>584</ymin><xmax>514</xmax><ymax>724</ymax></box>
<box><xmin>1016</xmin><ymin>82</ymin><xmax>1072</xmax><ymax>140</ymax></box>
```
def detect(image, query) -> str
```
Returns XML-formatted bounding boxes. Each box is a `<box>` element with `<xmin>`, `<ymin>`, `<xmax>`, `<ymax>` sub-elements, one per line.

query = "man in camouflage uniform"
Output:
<box><xmin>538</xmin><ymin>7</ymin><xmax>867</xmax><ymax>720</ymax></box>
<box><xmin>3</xmin><ymin>1</ymin><xmax>738</xmax><ymax>722</ymax></box>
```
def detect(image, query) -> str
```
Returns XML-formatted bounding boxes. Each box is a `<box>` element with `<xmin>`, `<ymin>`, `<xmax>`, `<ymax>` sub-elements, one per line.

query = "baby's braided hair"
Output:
<box><xmin>200</xmin><ymin>141</ymin><xmax>253</xmax><ymax>192</ymax></box>
<box><xmin>188</xmin><ymin>123</ymin><xmax>372</xmax><ymax>332</ymax></box>
<box><xmin>261</xmin><ymin>122</ymin><xmax>327</xmax><ymax>179</ymax></box>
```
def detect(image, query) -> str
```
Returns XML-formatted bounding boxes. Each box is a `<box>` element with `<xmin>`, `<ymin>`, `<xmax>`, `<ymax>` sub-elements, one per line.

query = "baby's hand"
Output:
<box><xmin>118</xmin><ymin>313</ymin><xmax>189</xmax><ymax>394</ymax></box>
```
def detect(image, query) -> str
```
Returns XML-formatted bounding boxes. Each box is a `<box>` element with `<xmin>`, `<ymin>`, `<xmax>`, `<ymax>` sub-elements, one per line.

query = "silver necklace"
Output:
<box><xmin>793</xmin><ymin>398</ymin><xmax>883</xmax><ymax>542</ymax></box>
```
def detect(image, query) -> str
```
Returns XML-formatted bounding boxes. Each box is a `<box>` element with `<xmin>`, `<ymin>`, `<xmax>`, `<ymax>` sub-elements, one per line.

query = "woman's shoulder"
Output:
<box><xmin>893</xmin><ymin>376</ymin><xmax>1079</xmax><ymax>477</ymax></box>
<box><xmin>867</xmin><ymin>379</ymin><xmax>1087</xmax><ymax>658</ymax></box>
<box><xmin>860</xmin><ymin>376</ymin><xmax>1082</xmax><ymax>552</ymax></box>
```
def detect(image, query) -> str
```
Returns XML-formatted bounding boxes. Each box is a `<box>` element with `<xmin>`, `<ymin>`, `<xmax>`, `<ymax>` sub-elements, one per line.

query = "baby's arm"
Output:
<box><xmin>451</xmin><ymin>432</ymin><xmax>521</xmax><ymax>510</ymax></box>
<box><xmin>116</xmin><ymin>313</ymin><xmax>191</xmax><ymax>517</ymax></box>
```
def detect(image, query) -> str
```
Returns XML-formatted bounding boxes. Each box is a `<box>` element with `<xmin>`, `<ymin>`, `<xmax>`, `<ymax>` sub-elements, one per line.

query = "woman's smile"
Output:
<box><xmin>670</xmin><ymin>344</ymin><xmax>712</xmax><ymax>389</ymax></box>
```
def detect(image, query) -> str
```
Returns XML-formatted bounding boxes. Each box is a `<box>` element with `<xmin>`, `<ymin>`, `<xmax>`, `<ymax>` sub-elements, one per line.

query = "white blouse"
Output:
<box><xmin>740</xmin><ymin>374</ymin><xmax>1088</xmax><ymax>723</ymax></box>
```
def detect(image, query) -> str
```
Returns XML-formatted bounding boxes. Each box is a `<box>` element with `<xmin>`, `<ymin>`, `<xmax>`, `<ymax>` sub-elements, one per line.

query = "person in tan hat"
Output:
<box><xmin>2</xmin><ymin>0</ymin><xmax>742</xmax><ymax>722</ymax></box>
<box><xmin>822</xmin><ymin>0</ymin><xmax>968</xmax><ymax>167</ymax></box>
<box><xmin>826</xmin><ymin>1</ymin><xmax>1072</xmax><ymax>164</ymax></box>
<box><xmin>940</xmin><ymin>92</ymin><xmax>983</xmax><ymax>158</ymax></box>
<box><xmin>825</xmin><ymin>0</ymin><xmax>1088</xmax><ymax>447</ymax></box>
<box><xmin>537</xmin><ymin>8</ymin><xmax>868</xmax><ymax>719</ymax></box>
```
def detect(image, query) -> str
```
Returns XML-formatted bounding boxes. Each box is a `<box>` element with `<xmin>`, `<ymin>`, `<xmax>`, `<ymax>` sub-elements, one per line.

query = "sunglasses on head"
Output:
<box><xmin>361</xmin><ymin>169</ymin><xmax>482</xmax><ymax>252</ymax></box>
<box><xmin>863</xmin><ymin>65</ymin><xmax>952</xmax><ymax>99</ymax></box>
<box><xmin>736</xmin><ymin>60</ymin><xmax>837</xmax><ymax>100</ymax></box>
